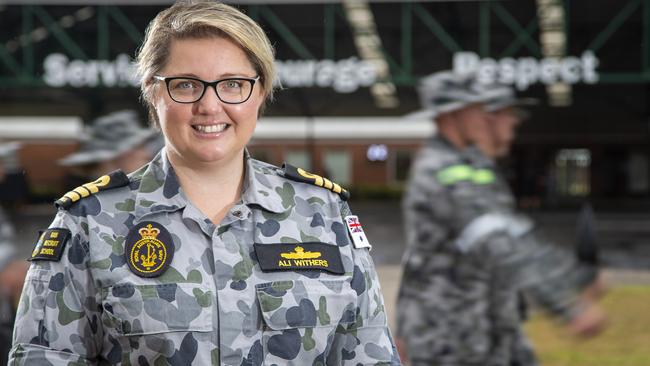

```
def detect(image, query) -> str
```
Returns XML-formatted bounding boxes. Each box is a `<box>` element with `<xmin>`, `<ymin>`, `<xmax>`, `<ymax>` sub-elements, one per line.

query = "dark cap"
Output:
<box><xmin>407</xmin><ymin>70</ymin><xmax>509</xmax><ymax>119</ymax></box>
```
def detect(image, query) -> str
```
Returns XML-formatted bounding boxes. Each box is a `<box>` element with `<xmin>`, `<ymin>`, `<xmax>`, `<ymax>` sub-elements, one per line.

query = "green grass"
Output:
<box><xmin>525</xmin><ymin>286</ymin><xmax>650</xmax><ymax>366</ymax></box>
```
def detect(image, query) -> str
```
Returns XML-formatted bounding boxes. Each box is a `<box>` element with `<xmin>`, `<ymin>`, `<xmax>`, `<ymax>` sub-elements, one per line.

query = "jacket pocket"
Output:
<box><xmin>102</xmin><ymin>282</ymin><xmax>213</xmax><ymax>336</ymax></box>
<box><xmin>255</xmin><ymin>279</ymin><xmax>357</xmax><ymax>364</ymax></box>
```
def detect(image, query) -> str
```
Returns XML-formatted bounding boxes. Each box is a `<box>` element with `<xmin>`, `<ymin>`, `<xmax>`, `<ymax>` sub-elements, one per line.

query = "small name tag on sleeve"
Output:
<box><xmin>344</xmin><ymin>215</ymin><xmax>372</xmax><ymax>250</ymax></box>
<box><xmin>29</xmin><ymin>228</ymin><xmax>71</xmax><ymax>262</ymax></box>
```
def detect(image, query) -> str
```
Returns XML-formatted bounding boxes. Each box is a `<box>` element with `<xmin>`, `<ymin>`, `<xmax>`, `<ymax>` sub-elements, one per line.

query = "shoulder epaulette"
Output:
<box><xmin>55</xmin><ymin>170</ymin><xmax>130</xmax><ymax>209</ymax></box>
<box><xmin>282</xmin><ymin>163</ymin><xmax>350</xmax><ymax>201</ymax></box>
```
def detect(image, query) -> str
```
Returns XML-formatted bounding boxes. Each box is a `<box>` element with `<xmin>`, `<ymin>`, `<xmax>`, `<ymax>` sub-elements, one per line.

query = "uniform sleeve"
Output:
<box><xmin>9</xmin><ymin>210</ymin><xmax>102</xmax><ymax>365</ymax></box>
<box><xmin>504</xmin><ymin>228</ymin><xmax>597</xmax><ymax>320</ymax></box>
<box><xmin>339</xmin><ymin>202</ymin><xmax>402</xmax><ymax>365</ymax></box>
<box><xmin>471</xmin><ymin>214</ymin><xmax>597</xmax><ymax>321</ymax></box>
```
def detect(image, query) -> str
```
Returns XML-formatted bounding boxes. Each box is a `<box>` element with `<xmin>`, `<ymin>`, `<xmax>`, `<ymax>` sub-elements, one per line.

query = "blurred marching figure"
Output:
<box><xmin>0</xmin><ymin>142</ymin><xmax>29</xmax><ymax>365</ymax></box>
<box><xmin>0</xmin><ymin>141</ymin><xmax>27</xmax><ymax>206</ymax></box>
<box><xmin>59</xmin><ymin>109</ymin><xmax>161</xmax><ymax>186</ymax></box>
<box><xmin>395</xmin><ymin>71</ymin><xmax>606</xmax><ymax>366</ymax></box>
<box><xmin>468</xmin><ymin>80</ymin><xmax>607</xmax><ymax>360</ymax></box>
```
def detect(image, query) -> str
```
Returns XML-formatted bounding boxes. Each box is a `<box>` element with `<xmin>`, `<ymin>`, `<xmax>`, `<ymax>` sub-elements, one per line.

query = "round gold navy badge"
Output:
<box><xmin>125</xmin><ymin>221</ymin><xmax>174</xmax><ymax>278</ymax></box>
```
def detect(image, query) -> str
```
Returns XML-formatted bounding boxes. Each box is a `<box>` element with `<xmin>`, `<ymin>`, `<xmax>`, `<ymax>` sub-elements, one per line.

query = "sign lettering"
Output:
<box><xmin>453</xmin><ymin>51</ymin><xmax>599</xmax><ymax>90</ymax></box>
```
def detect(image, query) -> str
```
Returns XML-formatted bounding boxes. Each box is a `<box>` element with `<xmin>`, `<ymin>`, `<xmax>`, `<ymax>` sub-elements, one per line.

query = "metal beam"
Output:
<box><xmin>2</xmin><ymin>1</ymin><xmax>650</xmax><ymax>88</ymax></box>
<box><xmin>97</xmin><ymin>6</ymin><xmax>109</xmax><ymax>59</ymax></box>
<box><xmin>413</xmin><ymin>3</ymin><xmax>462</xmax><ymax>53</ymax></box>
<box><xmin>500</xmin><ymin>19</ymin><xmax>538</xmax><ymax>58</ymax></box>
<box><xmin>599</xmin><ymin>72</ymin><xmax>650</xmax><ymax>83</ymax></box>
<box><xmin>258</xmin><ymin>5</ymin><xmax>315</xmax><ymax>59</ymax></box>
<box><xmin>492</xmin><ymin>2</ymin><xmax>541</xmax><ymax>57</ymax></box>
<box><xmin>106</xmin><ymin>6</ymin><xmax>143</xmax><ymax>45</ymax></box>
<box><xmin>641</xmin><ymin>0</ymin><xmax>650</xmax><ymax>74</ymax></box>
<box><xmin>0</xmin><ymin>46</ymin><xmax>22</xmax><ymax>76</ymax></box>
<box><xmin>587</xmin><ymin>0</ymin><xmax>641</xmax><ymax>52</ymax></box>
<box><xmin>380</xmin><ymin>49</ymin><xmax>406</xmax><ymax>81</ymax></box>
<box><xmin>31</xmin><ymin>5</ymin><xmax>87</xmax><ymax>59</ymax></box>
<box><xmin>401</xmin><ymin>2</ymin><xmax>413</xmax><ymax>76</ymax></box>
<box><xmin>246</xmin><ymin>4</ymin><xmax>259</xmax><ymax>21</ymax></box>
<box><xmin>22</xmin><ymin>5</ymin><xmax>34</xmax><ymax>77</ymax></box>
<box><xmin>479</xmin><ymin>1</ymin><xmax>490</xmax><ymax>57</ymax></box>
<box><xmin>1</xmin><ymin>0</ymin><xmax>497</xmax><ymax>4</ymax></box>
<box><xmin>0</xmin><ymin>77</ymin><xmax>43</xmax><ymax>87</ymax></box>
<box><xmin>564</xmin><ymin>0</ymin><xmax>570</xmax><ymax>47</ymax></box>
<box><xmin>324</xmin><ymin>3</ymin><xmax>336</xmax><ymax>59</ymax></box>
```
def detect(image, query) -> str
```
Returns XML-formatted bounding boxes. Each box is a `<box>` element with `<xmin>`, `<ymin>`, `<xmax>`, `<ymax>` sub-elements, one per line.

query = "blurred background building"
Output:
<box><xmin>0</xmin><ymin>0</ymin><xmax>649</xmax><ymax>208</ymax></box>
<box><xmin>2</xmin><ymin>2</ymin><xmax>650</xmax><ymax>363</ymax></box>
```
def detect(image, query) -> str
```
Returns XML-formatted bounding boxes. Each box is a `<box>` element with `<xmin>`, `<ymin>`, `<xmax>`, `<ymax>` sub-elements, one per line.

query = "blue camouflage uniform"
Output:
<box><xmin>396</xmin><ymin>137</ymin><xmax>596</xmax><ymax>366</ymax></box>
<box><xmin>10</xmin><ymin>150</ymin><xmax>400</xmax><ymax>365</ymax></box>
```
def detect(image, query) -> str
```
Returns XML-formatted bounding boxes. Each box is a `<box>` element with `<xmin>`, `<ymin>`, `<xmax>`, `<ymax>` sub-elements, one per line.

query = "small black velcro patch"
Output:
<box><xmin>29</xmin><ymin>228</ymin><xmax>71</xmax><ymax>262</ymax></box>
<box><xmin>254</xmin><ymin>242</ymin><xmax>344</xmax><ymax>274</ymax></box>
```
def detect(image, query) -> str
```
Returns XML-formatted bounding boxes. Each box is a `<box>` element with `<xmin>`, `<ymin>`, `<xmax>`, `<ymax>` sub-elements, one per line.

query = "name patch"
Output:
<box><xmin>254</xmin><ymin>242</ymin><xmax>344</xmax><ymax>274</ymax></box>
<box><xmin>29</xmin><ymin>228</ymin><xmax>71</xmax><ymax>262</ymax></box>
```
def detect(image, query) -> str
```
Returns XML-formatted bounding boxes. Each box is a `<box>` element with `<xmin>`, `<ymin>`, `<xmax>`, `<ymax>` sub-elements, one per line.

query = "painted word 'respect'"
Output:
<box><xmin>453</xmin><ymin>51</ymin><xmax>599</xmax><ymax>90</ymax></box>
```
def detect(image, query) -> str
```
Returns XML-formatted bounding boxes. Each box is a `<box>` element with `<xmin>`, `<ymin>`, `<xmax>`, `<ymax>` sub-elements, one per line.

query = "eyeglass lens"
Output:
<box><xmin>167</xmin><ymin>78</ymin><xmax>254</xmax><ymax>104</ymax></box>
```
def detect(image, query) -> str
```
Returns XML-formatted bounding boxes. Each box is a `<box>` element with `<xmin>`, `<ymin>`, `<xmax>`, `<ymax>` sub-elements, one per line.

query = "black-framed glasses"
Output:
<box><xmin>153</xmin><ymin>75</ymin><xmax>260</xmax><ymax>104</ymax></box>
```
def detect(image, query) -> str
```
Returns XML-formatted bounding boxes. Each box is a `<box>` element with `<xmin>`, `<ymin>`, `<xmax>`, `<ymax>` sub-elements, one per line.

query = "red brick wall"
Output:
<box><xmin>249</xmin><ymin>140</ymin><xmax>423</xmax><ymax>186</ymax></box>
<box><xmin>17</xmin><ymin>142</ymin><xmax>79</xmax><ymax>195</ymax></box>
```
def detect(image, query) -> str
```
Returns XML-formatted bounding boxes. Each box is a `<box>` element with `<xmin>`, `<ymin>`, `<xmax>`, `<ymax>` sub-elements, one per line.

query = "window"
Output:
<box><xmin>627</xmin><ymin>152</ymin><xmax>649</xmax><ymax>194</ymax></box>
<box><xmin>554</xmin><ymin>149</ymin><xmax>590</xmax><ymax>196</ymax></box>
<box><xmin>393</xmin><ymin>150</ymin><xmax>414</xmax><ymax>183</ymax></box>
<box><xmin>323</xmin><ymin>150</ymin><xmax>351</xmax><ymax>185</ymax></box>
<box><xmin>285</xmin><ymin>150</ymin><xmax>312</xmax><ymax>171</ymax></box>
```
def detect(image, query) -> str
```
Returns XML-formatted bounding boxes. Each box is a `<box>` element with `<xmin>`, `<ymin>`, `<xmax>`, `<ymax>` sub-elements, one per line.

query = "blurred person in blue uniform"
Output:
<box><xmin>395</xmin><ymin>71</ymin><xmax>606</xmax><ymax>366</ymax></box>
<box><xmin>59</xmin><ymin>109</ymin><xmax>161</xmax><ymax>187</ymax></box>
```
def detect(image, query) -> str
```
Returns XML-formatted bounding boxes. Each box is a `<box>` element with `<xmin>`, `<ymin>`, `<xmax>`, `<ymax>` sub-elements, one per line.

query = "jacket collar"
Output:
<box><xmin>133</xmin><ymin>149</ymin><xmax>187</xmax><ymax>220</ymax></box>
<box><xmin>241</xmin><ymin>151</ymin><xmax>287</xmax><ymax>214</ymax></box>
<box><xmin>133</xmin><ymin>148</ymin><xmax>287</xmax><ymax>221</ymax></box>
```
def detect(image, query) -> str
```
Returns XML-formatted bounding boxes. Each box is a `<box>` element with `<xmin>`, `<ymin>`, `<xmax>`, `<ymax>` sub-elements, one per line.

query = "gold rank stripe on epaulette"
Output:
<box><xmin>282</xmin><ymin>163</ymin><xmax>350</xmax><ymax>201</ymax></box>
<box><xmin>55</xmin><ymin>170</ymin><xmax>130</xmax><ymax>209</ymax></box>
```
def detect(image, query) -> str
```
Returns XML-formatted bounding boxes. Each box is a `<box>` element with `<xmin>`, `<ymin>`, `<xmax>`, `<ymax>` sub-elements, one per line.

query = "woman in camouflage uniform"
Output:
<box><xmin>10</xmin><ymin>2</ymin><xmax>400</xmax><ymax>365</ymax></box>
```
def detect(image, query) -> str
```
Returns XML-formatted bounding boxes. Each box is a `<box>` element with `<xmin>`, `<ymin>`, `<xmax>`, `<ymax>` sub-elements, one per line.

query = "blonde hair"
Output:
<box><xmin>136</xmin><ymin>0</ymin><xmax>276</xmax><ymax>126</ymax></box>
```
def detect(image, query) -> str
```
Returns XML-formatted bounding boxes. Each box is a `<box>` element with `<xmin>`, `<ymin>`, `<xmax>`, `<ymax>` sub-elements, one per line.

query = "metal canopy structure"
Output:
<box><xmin>0</xmin><ymin>1</ymin><xmax>649</xmax><ymax>205</ymax></box>
<box><xmin>1</xmin><ymin>0</ymin><xmax>485</xmax><ymax>4</ymax></box>
<box><xmin>0</xmin><ymin>1</ymin><xmax>647</xmax><ymax>86</ymax></box>
<box><xmin>0</xmin><ymin>0</ymin><xmax>647</xmax><ymax>122</ymax></box>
